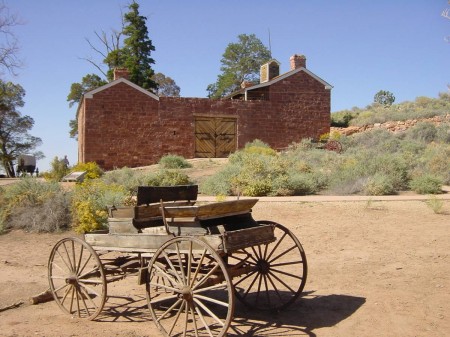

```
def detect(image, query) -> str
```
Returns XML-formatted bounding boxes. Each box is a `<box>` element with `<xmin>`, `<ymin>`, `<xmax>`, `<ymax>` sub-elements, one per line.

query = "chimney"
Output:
<box><xmin>260</xmin><ymin>60</ymin><xmax>280</xmax><ymax>83</ymax></box>
<box><xmin>113</xmin><ymin>68</ymin><xmax>129</xmax><ymax>80</ymax></box>
<box><xmin>290</xmin><ymin>54</ymin><xmax>306</xmax><ymax>70</ymax></box>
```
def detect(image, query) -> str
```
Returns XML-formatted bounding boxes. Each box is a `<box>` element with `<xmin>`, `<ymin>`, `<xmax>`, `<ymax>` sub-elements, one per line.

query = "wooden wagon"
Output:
<box><xmin>48</xmin><ymin>185</ymin><xmax>307</xmax><ymax>337</ymax></box>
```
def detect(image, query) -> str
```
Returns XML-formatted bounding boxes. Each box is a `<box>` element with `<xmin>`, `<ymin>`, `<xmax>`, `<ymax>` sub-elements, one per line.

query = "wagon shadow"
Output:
<box><xmin>95</xmin><ymin>290</ymin><xmax>365</xmax><ymax>336</ymax></box>
<box><xmin>228</xmin><ymin>291</ymin><xmax>366</xmax><ymax>337</ymax></box>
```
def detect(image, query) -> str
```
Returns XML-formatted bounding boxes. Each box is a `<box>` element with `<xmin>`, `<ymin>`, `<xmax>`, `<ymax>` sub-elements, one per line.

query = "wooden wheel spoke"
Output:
<box><xmin>193</xmin><ymin>283</ymin><xmax>226</xmax><ymax>294</ymax></box>
<box><xmin>175</xmin><ymin>241</ymin><xmax>186</xmax><ymax>284</ymax></box>
<box><xmin>241</xmin><ymin>271</ymin><xmax>259</xmax><ymax>299</ymax></box>
<box><xmin>194</xmin><ymin>294</ymin><xmax>229</xmax><ymax>308</ymax></box>
<box><xmin>234</xmin><ymin>269</ymin><xmax>257</xmax><ymax>288</ymax></box>
<box><xmin>77</xmin><ymin>254</ymin><xmax>92</xmax><ymax>277</ymax></box>
<box><xmin>262</xmin><ymin>274</ymin><xmax>272</xmax><ymax>308</ymax></box>
<box><xmin>60</xmin><ymin>284</ymin><xmax>72</xmax><ymax>305</ymax></box>
<box><xmin>62</xmin><ymin>242</ymin><xmax>75</xmax><ymax>272</ymax></box>
<box><xmin>168</xmin><ymin>301</ymin><xmax>185</xmax><ymax>336</ymax></box>
<box><xmin>75</xmin><ymin>286</ymin><xmax>81</xmax><ymax>317</ymax></box>
<box><xmin>55</xmin><ymin>249</ymin><xmax>72</xmax><ymax>272</ymax></box>
<box><xmin>270</xmin><ymin>267</ymin><xmax>304</xmax><ymax>280</ymax></box>
<box><xmin>69</xmin><ymin>286</ymin><xmax>75</xmax><ymax>314</ymax></box>
<box><xmin>152</xmin><ymin>263</ymin><xmax>178</xmax><ymax>286</ymax></box>
<box><xmin>150</xmin><ymin>282</ymin><xmax>180</xmax><ymax>294</ymax></box>
<box><xmin>270</xmin><ymin>260</ymin><xmax>303</xmax><ymax>268</ymax></box>
<box><xmin>268</xmin><ymin>244</ymin><xmax>298</xmax><ymax>264</ymax></box>
<box><xmin>157</xmin><ymin>298</ymin><xmax>183</xmax><ymax>323</ymax></box>
<box><xmin>78</xmin><ymin>278</ymin><xmax>104</xmax><ymax>285</ymax></box>
<box><xmin>150</xmin><ymin>293</ymin><xmax>178</xmax><ymax>305</ymax></box>
<box><xmin>162</xmin><ymin>251</ymin><xmax>184</xmax><ymax>284</ymax></box>
<box><xmin>78</xmin><ymin>280</ymin><xmax>102</xmax><ymax>298</ymax></box>
<box><xmin>192</xmin><ymin>263</ymin><xmax>220</xmax><ymax>291</ymax></box>
<box><xmin>78</xmin><ymin>284</ymin><xmax>99</xmax><ymax>311</ymax></box>
<box><xmin>190</xmin><ymin>305</ymin><xmax>200</xmax><ymax>337</ymax></box>
<box><xmin>193</xmin><ymin>298</ymin><xmax>224</xmax><ymax>327</ymax></box>
<box><xmin>266</xmin><ymin>272</ymin><xmax>283</xmax><ymax>301</ymax></box>
<box><xmin>268</xmin><ymin>270</ymin><xmax>296</xmax><ymax>294</ymax></box>
<box><xmin>190</xmin><ymin>248</ymin><xmax>207</xmax><ymax>288</ymax></box>
<box><xmin>77</xmin><ymin>286</ymin><xmax>92</xmax><ymax>315</ymax></box>
<box><xmin>194</xmin><ymin>303</ymin><xmax>214</xmax><ymax>337</ymax></box>
<box><xmin>266</xmin><ymin>232</ymin><xmax>287</xmax><ymax>261</ymax></box>
<box><xmin>76</xmin><ymin>245</ymin><xmax>84</xmax><ymax>274</ymax></box>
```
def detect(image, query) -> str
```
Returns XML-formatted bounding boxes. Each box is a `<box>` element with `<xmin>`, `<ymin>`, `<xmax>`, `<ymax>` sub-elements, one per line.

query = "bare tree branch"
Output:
<box><xmin>0</xmin><ymin>2</ymin><xmax>23</xmax><ymax>76</ymax></box>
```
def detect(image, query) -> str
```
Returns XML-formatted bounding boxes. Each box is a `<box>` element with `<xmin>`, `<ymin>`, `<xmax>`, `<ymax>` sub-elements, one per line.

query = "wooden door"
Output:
<box><xmin>195</xmin><ymin>117</ymin><xmax>236</xmax><ymax>158</ymax></box>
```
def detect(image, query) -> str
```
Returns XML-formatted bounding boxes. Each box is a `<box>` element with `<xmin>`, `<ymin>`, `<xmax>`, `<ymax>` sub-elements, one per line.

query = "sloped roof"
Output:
<box><xmin>229</xmin><ymin>66</ymin><xmax>333</xmax><ymax>99</ymax></box>
<box><xmin>84</xmin><ymin>77</ymin><xmax>159</xmax><ymax>101</ymax></box>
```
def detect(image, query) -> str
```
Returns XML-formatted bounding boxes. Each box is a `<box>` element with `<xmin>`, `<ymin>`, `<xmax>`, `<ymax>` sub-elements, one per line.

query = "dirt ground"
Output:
<box><xmin>0</xmin><ymin>199</ymin><xmax>449</xmax><ymax>337</ymax></box>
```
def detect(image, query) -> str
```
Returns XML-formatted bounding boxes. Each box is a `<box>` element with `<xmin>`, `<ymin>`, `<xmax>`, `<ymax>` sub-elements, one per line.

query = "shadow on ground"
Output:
<box><xmin>94</xmin><ymin>291</ymin><xmax>365</xmax><ymax>336</ymax></box>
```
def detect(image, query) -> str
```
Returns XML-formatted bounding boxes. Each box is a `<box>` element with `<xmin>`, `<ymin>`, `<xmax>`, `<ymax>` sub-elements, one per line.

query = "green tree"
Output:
<box><xmin>67</xmin><ymin>74</ymin><xmax>107</xmax><ymax>139</ymax></box>
<box><xmin>374</xmin><ymin>90</ymin><xmax>395</xmax><ymax>107</ymax></box>
<box><xmin>207</xmin><ymin>34</ymin><xmax>272</xmax><ymax>98</ymax></box>
<box><xmin>120</xmin><ymin>1</ymin><xmax>157</xmax><ymax>90</ymax></box>
<box><xmin>68</xmin><ymin>1</ymin><xmax>160</xmax><ymax>137</ymax></box>
<box><xmin>153</xmin><ymin>72</ymin><xmax>180</xmax><ymax>97</ymax></box>
<box><xmin>0</xmin><ymin>80</ymin><xmax>42</xmax><ymax>177</ymax></box>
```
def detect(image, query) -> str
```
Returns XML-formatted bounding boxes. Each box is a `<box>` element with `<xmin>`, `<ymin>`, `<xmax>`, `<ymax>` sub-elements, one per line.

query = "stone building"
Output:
<box><xmin>77</xmin><ymin>54</ymin><xmax>332</xmax><ymax>170</ymax></box>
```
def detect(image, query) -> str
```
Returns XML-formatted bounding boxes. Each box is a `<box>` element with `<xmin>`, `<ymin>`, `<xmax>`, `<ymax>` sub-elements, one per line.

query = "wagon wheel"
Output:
<box><xmin>325</xmin><ymin>140</ymin><xmax>342</xmax><ymax>153</ymax></box>
<box><xmin>48</xmin><ymin>237</ymin><xmax>107</xmax><ymax>320</ymax></box>
<box><xmin>146</xmin><ymin>237</ymin><xmax>234</xmax><ymax>337</ymax></box>
<box><xmin>230</xmin><ymin>221</ymin><xmax>307</xmax><ymax>312</ymax></box>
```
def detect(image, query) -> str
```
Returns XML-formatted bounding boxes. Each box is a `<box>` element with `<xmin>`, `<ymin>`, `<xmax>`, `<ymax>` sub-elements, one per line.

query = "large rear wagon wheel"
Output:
<box><xmin>48</xmin><ymin>237</ymin><xmax>107</xmax><ymax>320</ymax></box>
<box><xmin>146</xmin><ymin>237</ymin><xmax>234</xmax><ymax>337</ymax></box>
<box><xmin>230</xmin><ymin>221</ymin><xmax>307</xmax><ymax>312</ymax></box>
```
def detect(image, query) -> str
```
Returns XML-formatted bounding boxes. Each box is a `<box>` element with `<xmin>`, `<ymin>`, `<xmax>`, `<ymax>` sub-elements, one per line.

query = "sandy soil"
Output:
<box><xmin>0</xmin><ymin>199</ymin><xmax>449</xmax><ymax>337</ymax></box>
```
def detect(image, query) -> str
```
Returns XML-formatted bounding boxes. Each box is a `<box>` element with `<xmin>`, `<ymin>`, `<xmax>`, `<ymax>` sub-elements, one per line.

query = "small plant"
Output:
<box><xmin>0</xmin><ymin>178</ymin><xmax>72</xmax><ymax>232</ymax></box>
<box><xmin>71</xmin><ymin>161</ymin><xmax>104</xmax><ymax>180</ymax></box>
<box><xmin>426</xmin><ymin>196</ymin><xmax>445</xmax><ymax>214</ymax></box>
<box><xmin>71</xmin><ymin>180</ymin><xmax>128</xmax><ymax>233</ymax></box>
<box><xmin>409</xmin><ymin>174</ymin><xmax>443</xmax><ymax>194</ymax></box>
<box><xmin>159</xmin><ymin>155</ymin><xmax>192</xmax><ymax>169</ymax></box>
<box><xmin>146</xmin><ymin>169</ymin><xmax>192</xmax><ymax>186</ymax></box>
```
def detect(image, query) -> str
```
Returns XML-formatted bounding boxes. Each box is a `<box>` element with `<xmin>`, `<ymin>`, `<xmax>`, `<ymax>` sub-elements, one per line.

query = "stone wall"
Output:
<box><xmin>79</xmin><ymin>70</ymin><xmax>330</xmax><ymax>170</ymax></box>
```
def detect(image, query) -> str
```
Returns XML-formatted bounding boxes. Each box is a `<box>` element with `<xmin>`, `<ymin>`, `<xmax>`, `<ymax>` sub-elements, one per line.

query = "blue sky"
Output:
<box><xmin>2</xmin><ymin>0</ymin><xmax>449</xmax><ymax>172</ymax></box>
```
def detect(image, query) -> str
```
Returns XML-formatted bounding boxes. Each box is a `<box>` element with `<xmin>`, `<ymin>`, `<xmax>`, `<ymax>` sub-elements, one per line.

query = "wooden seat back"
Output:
<box><xmin>136</xmin><ymin>185</ymin><xmax>198</xmax><ymax>206</ymax></box>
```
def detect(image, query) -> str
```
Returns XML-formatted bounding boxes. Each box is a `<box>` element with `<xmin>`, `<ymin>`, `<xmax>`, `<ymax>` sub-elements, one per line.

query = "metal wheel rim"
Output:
<box><xmin>231</xmin><ymin>221</ymin><xmax>307</xmax><ymax>312</ymax></box>
<box><xmin>146</xmin><ymin>236</ymin><xmax>234</xmax><ymax>337</ymax></box>
<box><xmin>48</xmin><ymin>237</ymin><xmax>107</xmax><ymax>320</ymax></box>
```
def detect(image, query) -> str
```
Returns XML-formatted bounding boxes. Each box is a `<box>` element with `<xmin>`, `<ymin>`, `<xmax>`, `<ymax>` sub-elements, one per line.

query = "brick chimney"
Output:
<box><xmin>113</xmin><ymin>68</ymin><xmax>129</xmax><ymax>80</ymax></box>
<box><xmin>290</xmin><ymin>54</ymin><xmax>306</xmax><ymax>70</ymax></box>
<box><xmin>260</xmin><ymin>60</ymin><xmax>280</xmax><ymax>83</ymax></box>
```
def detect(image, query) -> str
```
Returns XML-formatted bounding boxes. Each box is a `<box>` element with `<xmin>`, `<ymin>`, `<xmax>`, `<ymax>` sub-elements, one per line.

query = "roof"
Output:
<box><xmin>84</xmin><ymin>77</ymin><xmax>159</xmax><ymax>101</ymax></box>
<box><xmin>229</xmin><ymin>67</ymin><xmax>333</xmax><ymax>99</ymax></box>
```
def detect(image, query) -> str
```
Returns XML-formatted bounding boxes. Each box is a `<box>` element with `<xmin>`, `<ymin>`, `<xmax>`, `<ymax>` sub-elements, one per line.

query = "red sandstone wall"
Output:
<box><xmin>80</xmin><ymin>71</ymin><xmax>330</xmax><ymax>170</ymax></box>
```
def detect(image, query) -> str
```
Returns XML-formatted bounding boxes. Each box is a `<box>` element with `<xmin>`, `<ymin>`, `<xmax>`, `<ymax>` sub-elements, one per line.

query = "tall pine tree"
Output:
<box><xmin>121</xmin><ymin>1</ymin><xmax>157</xmax><ymax>90</ymax></box>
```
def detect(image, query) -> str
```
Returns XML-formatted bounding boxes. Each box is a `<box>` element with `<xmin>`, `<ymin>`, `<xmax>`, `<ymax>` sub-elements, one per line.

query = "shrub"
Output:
<box><xmin>101</xmin><ymin>167</ymin><xmax>148</xmax><ymax>194</ymax></box>
<box><xmin>0</xmin><ymin>178</ymin><xmax>72</xmax><ymax>232</ymax></box>
<box><xmin>72</xmin><ymin>180</ymin><xmax>128</xmax><ymax>233</ymax></box>
<box><xmin>409</xmin><ymin>174</ymin><xmax>443</xmax><ymax>194</ymax></box>
<box><xmin>426</xmin><ymin>196</ymin><xmax>445</xmax><ymax>214</ymax></box>
<box><xmin>159</xmin><ymin>154</ymin><xmax>192</xmax><ymax>169</ymax></box>
<box><xmin>364</xmin><ymin>173</ymin><xmax>396</xmax><ymax>196</ymax></box>
<box><xmin>145</xmin><ymin>169</ymin><xmax>192</xmax><ymax>187</ymax></box>
<box><xmin>42</xmin><ymin>156</ymin><xmax>70</xmax><ymax>182</ymax></box>
<box><xmin>71</xmin><ymin>162</ymin><xmax>104</xmax><ymax>180</ymax></box>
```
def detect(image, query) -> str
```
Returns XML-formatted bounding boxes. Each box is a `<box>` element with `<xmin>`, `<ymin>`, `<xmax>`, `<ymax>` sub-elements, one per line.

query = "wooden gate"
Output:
<box><xmin>195</xmin><ymin>117</ymin><xmax>237</xmax><ymax>158</ymax></box>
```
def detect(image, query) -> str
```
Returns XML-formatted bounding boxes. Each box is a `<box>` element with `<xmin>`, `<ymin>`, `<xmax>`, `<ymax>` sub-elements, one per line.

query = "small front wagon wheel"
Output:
<box><xmin>48</xmin><ymin>237</ymin><xmax>107</xmax><ymax>320</ymax></box>
<box><xmin>230</xmin><ymin>221</ymin><xmax>307</xmax><ymax>312</ymax></box>
<box><xmin>146</xmin><ymin>237</ymin><xmax>234</xmax><ymax>337</ymax></box>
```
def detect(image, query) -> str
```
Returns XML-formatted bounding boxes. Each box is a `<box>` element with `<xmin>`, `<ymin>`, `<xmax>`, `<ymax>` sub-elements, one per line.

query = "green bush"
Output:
<box><xmin>42</xmin><ymin>156</ymin><xmax>71</xmax><ymax>182</ymax></box>
<box><xmin>159</xmin><ymin>155</ymin><xmax>192</xmax><ymax>169</ymax></box>
<box><xmin>0</xmin><ymin>178</ymin><xmax>72</xmax><ymax>232</ymax></box>
<box><xmin>409</xmin><ymin>174</ymin><xmax>443</xmax><ymax>194</ymax></box>
<box><xmin>101</xmin><ymin>167</ymin><xmax>148</xmax><ymax>194</ymax></box>
<box><xmin>72</xmin><ymin>180</ymin><xmax>128</xmax><ymax>233</ymax></box>
<box><xmin>145</xmin><ymin>169</ymin><xmax>192</xmax><ymax>186</ymax></box>
<box><xmin>71</xmin><ymin>161</ymin><xmax>104</xmax><ymax>180</ymax></box>
<box><xmin>364</xmin><ymin>173</ymin><xmax>396</xmax><ymax>196</ymax></box>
